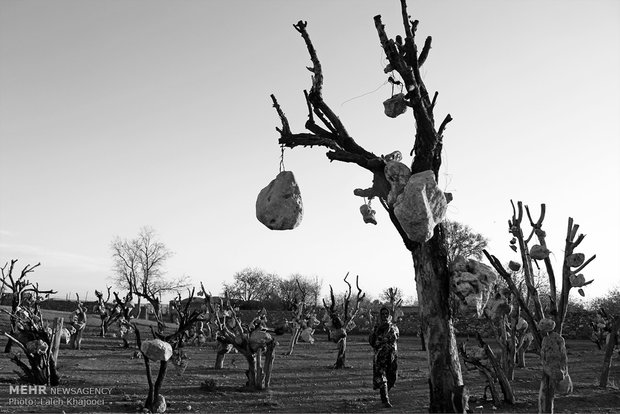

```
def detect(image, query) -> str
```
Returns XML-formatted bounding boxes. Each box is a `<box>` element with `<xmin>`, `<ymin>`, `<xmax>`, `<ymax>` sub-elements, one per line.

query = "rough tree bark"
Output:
<box><xmin>270</xmin><ymin>1</ymin><xmax>464</xmax><ymax>411</ymax></box>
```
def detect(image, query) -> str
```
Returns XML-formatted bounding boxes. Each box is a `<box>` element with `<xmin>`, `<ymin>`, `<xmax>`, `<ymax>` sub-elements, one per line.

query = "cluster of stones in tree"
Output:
<box><xmin>541</xmin><ymin>331</ymin><xmax>573</xmax><ymax>394</ymax></box>
<box><xmin>451</xmin><ymin>256</ymin><xmax>498</xmax><ymax>317</ymax></box>
<box><xmin>256</xmin><ymin>171</ymin><xmax>303</xmax><ymax>231</ymax></box>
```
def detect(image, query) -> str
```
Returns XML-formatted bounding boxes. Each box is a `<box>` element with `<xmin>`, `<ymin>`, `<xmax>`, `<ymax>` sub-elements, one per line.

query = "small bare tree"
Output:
<box><xmin>204</xmin><ymin>289</ymin><xmax>277</xmax><ymax>390</ymax></box>
<box><xmin>67</xmin><ymin>294</ymin><xmax>87</xmax><ymax>350</ymax></box>
<box><xmin>111</xmin><ymin>226</ymin><xmax>189</xmax><ymax>330</ymax></box>
<box><xmin>1</xmin><ymin>259</ymin><xmax>61</xmax><ymax>385</ymax></box>
<box><xmin>1</xmin><ymin>260</ymin><xmax>56</xmax><ymax>351</ymax></box>
<box><xmin>135</xmin><ymin>287</ymin><xmax>206</xmax><ymax>413</ymax></box>
<box><xmin>484</xmin><ymin>201</ymin><xmax>596</xmax><ymax>413</ymax></box>
<box><xmin>93</xmin><ymin>286</ymin><xmax>112</xmax><ymax>337</ymax></box>
<box><xmin>322</xmin><ymin>273</ymin><xmax>365</xmax><ymax>369</ymax></box>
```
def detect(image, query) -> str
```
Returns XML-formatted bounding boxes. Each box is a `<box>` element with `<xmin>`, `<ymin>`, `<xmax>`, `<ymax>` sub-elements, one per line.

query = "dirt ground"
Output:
<box><xmin>0</xmin><ymin>308</ymin><xmax>619</xmax><ymax>413</ymax></box>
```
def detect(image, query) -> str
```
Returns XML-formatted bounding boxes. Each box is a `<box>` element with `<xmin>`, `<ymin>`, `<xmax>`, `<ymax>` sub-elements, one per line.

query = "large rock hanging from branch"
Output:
<box><xmin>141</xmin><ymin>339</ymin><xmax>173</xmax><ymax>361</ymax></box>
<box><xmin>383</xmin><ymin>93</ymin><xmax>408</xmax><ymax>118</ymax></box>
<box><xmin>451</xmin><ymin>256</ymin><xmax>498</xmax><ymax>317</ymax></box>
<box><xmin>393</xmin><ymin>170</ymin><xmax>447</xmax><ymax>243</ymax></box>
<box><xmin>256</xmin><ymin>171</ymin><xmax>303</xmax><ymax>230</ymax></box>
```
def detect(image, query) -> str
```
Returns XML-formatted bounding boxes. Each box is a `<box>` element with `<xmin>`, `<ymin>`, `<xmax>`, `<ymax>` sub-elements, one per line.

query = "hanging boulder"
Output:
<box><xmin>383</xmin><ymin>93</ymin><xmax>408</xmax><ymax>118</ymax></box>
<box><xmin>567</xmin><ymin>253</ymin><xmax>585</xmax><ymax>267</ymax></box>
<box><xmin>530</xmin><ymin>245</ymin><xmax>551</xmax><ymax>260</ymax></box>
<box><xmin>256</xmin><ymin>171</ymin><xmax>303</xmax><ymax>230</ymax></box>
<box><xmin>538</xmin><ymin>318</ymin><xmax>556</xmax><ymax>333</ymax></box>
<box><xmin>393</xmin><ymin>170</ymin><xmax>447</xmax><ymax>243</ymax></box>
<box><xmin>508</xmin><ymin>260</ymin><xmax>521</xmax><ymax>272</ymax></box>
<box><xmin>569</xmin><ymin>273</ymin><xmax>586</xmax><ymax>287</ymax></box>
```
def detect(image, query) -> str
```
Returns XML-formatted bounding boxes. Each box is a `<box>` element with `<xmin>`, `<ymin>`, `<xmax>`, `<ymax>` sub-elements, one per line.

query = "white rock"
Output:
<box><xmin>394</xmin><ymin>170</ymin><xmax>447</xmax><ymax>243</ymax></box>
<box><xmin>140</xmin><ymin>339</ymin><xmax>173</xmax><ymax>361</ymax></box>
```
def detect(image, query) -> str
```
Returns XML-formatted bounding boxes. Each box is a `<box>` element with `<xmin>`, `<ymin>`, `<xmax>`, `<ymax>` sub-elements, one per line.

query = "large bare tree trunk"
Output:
<box><xmin>412</xmin><ymin>238</ymin><xmax>464</xmax><ymax>412</ymax></box>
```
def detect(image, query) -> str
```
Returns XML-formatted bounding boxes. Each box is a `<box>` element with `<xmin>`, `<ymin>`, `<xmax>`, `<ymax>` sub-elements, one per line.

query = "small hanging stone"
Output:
<box><xmin>508</xmin><ymin>260</ymin><xmax>521</xmax><ymax>272</ymax></box>
<box><xmin>383</xmin><ymin>93</ymin><xmax>408</xmax><ymax>118</ymax></box>
<box><xmin>567</xmin><ymin>253</ymin><xmax>585</xmax><ymax>267</ymax></box>
<box><xmin>530</xmin><ymin>244</ymin><xmax>550</xmax><ymax>260</ymax></box>
<box><xmin>360</xmin><ymin>204</ymin><xmax>377</xmax><ymax>225</ymax></box>
<box><xmin>569</xmin><ymin>273</ymin><xmax>586</xmax><ymax>287</ymax></box>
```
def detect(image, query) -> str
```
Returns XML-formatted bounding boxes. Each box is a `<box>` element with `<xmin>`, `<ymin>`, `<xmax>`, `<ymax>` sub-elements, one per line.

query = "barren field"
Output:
<box><xmin>1</xmin><ymin>308</ymin><xmax>619</xmax><ymax>413</ymax></box>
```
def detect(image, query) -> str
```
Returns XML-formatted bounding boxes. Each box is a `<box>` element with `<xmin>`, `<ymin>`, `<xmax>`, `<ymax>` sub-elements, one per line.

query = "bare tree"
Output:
<box><xmin>269</xmin><ymin>2</ymin><xmax>465</xmax><ymax>410</ymax></box>
<box><xmin>111</xmin><ymin>226</ymin><xmax>188</xmax><ymax>328</ymax></box>
<box><xmin>203</xmin><ymin>288</ymin><xmax>278</xmax><ymax>390</ymax></box>
<box><xmin>93</xmin><ymin>286</ymin><xmax>112</xmax><ymax>337</ymax></box>
<box><xmin>484</xmin><ymin>201</ymin><xmax>596</xmax><ymax>413</ymax></box>
<box><xmin>135</xmin><ymin>287</ymin><xmax>207</xmax><ymax>413</ymax></box>
<box><xmin>1</xmin><ymin>260</ymin><xmax>55</xmax><ymax>352</ymax></box>
<box><xmin>381</xmin><ymin>287</ymin><xmax>403</xmax><ymax>314</ymax></box>
<box><xmin>322</xmin><ymin>273</ymin><xmax>365</xmax><ymax>369</ymax></box>
<box><xmin>0</xmin><ymin>259</ymin><xmax>61</xmax><ymax>385</ymax></box>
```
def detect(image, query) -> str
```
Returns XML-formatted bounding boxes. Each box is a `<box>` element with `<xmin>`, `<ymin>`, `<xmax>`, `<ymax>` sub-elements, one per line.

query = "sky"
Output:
<box><xmin>1</xmin><ymin>0</ymin><xmax>618</xmax><ymax>305</ymax></box>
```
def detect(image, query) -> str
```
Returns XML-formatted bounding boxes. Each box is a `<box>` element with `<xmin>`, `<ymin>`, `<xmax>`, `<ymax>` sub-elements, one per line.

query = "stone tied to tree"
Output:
<box><xmin>269</xmin><ymin>1</ymin><xmax>469</xmax><ymax>409</ymax></box>
<box><xmin>394</xmin><ymin>170</ymin><xmax>448</xmax><ymax>243</ymax></box>
<box><xmin>450</xmin><ymin>256</ymin><xmax>498</xmax><ymax>317</ymax></box>
<box><xmin>256</xmin><ymin>170</ymin><xmax>303</xmax><ymax>230</ymax></box>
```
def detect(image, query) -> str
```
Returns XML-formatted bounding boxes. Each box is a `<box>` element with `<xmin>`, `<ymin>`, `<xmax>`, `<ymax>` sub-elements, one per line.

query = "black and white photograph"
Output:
<box><xmin>1</xmin><ymin>1</ymin><xmax>619</xmax><ymax>412</ymax></box>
